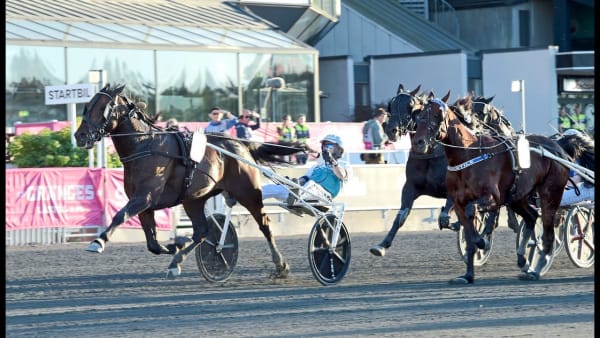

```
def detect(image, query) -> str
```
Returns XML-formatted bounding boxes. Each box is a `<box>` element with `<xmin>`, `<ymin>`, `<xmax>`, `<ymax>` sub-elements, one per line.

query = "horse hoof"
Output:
<box><xmin>166</xmin><ymin>266</ymin><xmax>181</xmax><ymax>279</ymax></box>
<box><xmin>438</xmin><ymin>215</ymin><xmax>450</xmax><ymax>230</ymax></box>
<box><xmin>369</xmin><ymin>245</ymin><xmax>386</xmax><ymax>257</ymax></box>
<box><xmin>449</xmin><ymin>275</ymin><xmax>473</xmax><ymax>284</ymax></box>
<box><xmin>518</xmin><ymin>271</ymin><xmax>539</xmax><ymax>281</ymax></box>
<box><xmin>271</xmin><ymin>262</ymin><xmax>290</xmax><ymax>279</ymax></box>
<box><xmin>174</xmin><ymin>236</ymin><xmax>192</xmax><ymax>249</ymax></box>
<box><xmin>483</xmin><ymin>238</ymin><xmax>491</xmax><ymax>251</ymax></box>
<box><xmin>86</xmin><ymin>240</ymin><xmax>104</xmax><ymax>253</ymax></box>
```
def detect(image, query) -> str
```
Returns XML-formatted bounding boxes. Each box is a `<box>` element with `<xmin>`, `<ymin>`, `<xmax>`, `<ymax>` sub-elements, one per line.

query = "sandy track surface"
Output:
<box><xmin>6</xmin><ymin>228</ymin><xmax>594</xmax><ymax>337</ymax></box>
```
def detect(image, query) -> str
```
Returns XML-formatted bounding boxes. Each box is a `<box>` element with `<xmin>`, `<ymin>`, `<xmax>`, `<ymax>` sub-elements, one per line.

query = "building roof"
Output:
<box><xmin>343</xmin><ymin>0</ymin><xmax>475</xmax><ymax>53</ymax></box>
<box><xmin>5</xmin><ymin>0</ymin><xmax>315</xmax><ymax>52</ymax></box>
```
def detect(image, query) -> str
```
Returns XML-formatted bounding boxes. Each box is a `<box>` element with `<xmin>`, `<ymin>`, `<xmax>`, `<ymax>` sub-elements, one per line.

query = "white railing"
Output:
<box><xmin>6</xmin><ymin>226</ymin><xmax>103</xmax><ymax>246</ymax></box>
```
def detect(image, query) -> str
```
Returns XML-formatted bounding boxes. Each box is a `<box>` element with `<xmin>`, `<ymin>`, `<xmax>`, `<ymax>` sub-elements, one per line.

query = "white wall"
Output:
<box><xmin>315</xmin><ymin>4</ymin><xmax>420</xmax><ymax>60</ymax></box>
<box><xmin>319</xmin><ymin>57</ymin><xmax>355</xmax><ymax>122</ymax></box>
<box><xmin>369</xmin><ymin>52</ymin><xmax>469</xmax><ymax>106</ymax></box>
<box><xmin>482</xmin><ymin>47</ymin><xmax>558</xmax><ymax>136</ymax></box>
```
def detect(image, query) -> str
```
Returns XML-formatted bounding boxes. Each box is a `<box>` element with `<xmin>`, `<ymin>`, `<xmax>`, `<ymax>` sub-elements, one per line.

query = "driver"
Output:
<box><xmin>262</xmin><ymin>134</ymin><xmax>351</xmax><ymax>206</ymax></box>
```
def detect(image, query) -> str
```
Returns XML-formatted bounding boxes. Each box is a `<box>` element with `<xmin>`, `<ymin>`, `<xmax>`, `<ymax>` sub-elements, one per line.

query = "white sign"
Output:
<box><xmin>45</xmin><ymin>83</ymin><xmax>96</xmax><ymax>105</ymax></box>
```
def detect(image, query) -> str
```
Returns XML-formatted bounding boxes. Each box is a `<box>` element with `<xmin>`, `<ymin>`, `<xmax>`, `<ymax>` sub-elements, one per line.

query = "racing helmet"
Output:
<box><xmin>563</xmin><ymin>129</ymin><xmax>582</xmax><ymax>137</ymax></box>
<box><xmin>320</xmin><ymin>134</ymin><xmax>344</xmax><ymax>159</ymax></box>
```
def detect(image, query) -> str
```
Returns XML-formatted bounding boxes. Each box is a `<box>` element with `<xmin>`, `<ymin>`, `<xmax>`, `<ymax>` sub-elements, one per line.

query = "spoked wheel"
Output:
<box><xmin>564</xmin><ymin>205</ymin><xmax>594</xmax><ymax>268</ymax></box>
<box><xmin>515</xmin><ymin>217</ymin><xmax>555</xmax><ymax>276</ymax></box>
<box><xmin>307</xmin><ymin>214</ymin><xmax>351</xmax><ymax>286</ymax></box>
<box><xmin>457</xmin><ymin>211</ymin><xmax>494</xmax><ymax>266</ymax></box>
<box><xmin>195</xmin><ymin>213</ymin><xmax>239</xmax><ymax>283</ymax></box>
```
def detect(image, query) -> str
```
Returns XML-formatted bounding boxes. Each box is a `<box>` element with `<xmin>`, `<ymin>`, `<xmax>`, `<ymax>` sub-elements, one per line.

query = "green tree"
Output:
<box><xmin>7</xmin><ymin>127</ymin><xmax>122</xmax><ymax>168</ymax></box>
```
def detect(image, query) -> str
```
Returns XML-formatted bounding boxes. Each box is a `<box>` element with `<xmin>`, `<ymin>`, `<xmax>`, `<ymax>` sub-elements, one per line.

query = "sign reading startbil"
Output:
<box><xmin>45</xmin><ymin>83</ymin><xmax>96</xmax><ymax>105</ymax></box>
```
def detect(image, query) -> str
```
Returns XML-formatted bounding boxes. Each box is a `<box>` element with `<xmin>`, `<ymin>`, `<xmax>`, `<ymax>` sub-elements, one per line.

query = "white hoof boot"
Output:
<box><xmin>166</xmin><ymin>266</ymin><xmax>181</xmax><ymax>279</ymax></box>
<box><xmin>86</xmin><ymin>239</ymin><xmax>105</xmax><ymax>253</ymax></box>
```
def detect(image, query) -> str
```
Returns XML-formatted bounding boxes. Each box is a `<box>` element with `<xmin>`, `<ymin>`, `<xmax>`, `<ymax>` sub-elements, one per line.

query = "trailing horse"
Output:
<box><xmin>74</xmin><ymin>83</ymin><xmax>305</xmax><ymax>279</ymax></box>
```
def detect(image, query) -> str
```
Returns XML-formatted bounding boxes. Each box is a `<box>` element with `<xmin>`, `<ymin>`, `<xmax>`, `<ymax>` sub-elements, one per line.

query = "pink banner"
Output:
<box><xmin>103</xmin><ymin>169</ymin><xmax>171</xmax><ymax>230</ymax></box>
<box><xmin>6</xmin><ymin>168</ymin><xmax>104</xmax><ymax>229</ymax></box>
<box><xmin>6</xmin><ymin>168</ymin><xmax>172</xmax><ymax>231</ymax></box>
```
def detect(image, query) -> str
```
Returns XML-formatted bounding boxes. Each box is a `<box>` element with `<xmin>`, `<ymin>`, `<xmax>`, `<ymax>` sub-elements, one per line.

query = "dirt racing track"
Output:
<box><xmin>6</xmin><ymin>228</ymin><xmax>594</xmax><ymax>337</ymax></box>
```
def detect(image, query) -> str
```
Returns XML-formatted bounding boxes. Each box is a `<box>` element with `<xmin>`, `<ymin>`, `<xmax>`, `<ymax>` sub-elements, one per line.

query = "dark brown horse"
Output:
<box><xmin>411</xmin><ymin>91</ymin><xmax>570</xmax><ymax>283</ymax></box>
<box><xmin>74</xmin><ymin>83</ymin><xmax>305</xmax><ymax>279</ymax></box>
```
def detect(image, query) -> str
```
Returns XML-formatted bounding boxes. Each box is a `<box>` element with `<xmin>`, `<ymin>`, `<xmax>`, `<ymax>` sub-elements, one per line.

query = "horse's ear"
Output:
<box><xmin>485</xmin><ymin>95</ymin><xmax>495</xmax><ymax>104</ymax></box>
<box><xmin>442</xmin><ymin>90</ymin><xmax>451</xmax><ymax>103</ymax></box>
<box><xmin>428</xmin><ymin>91</ymin><xmax>434</xmax><ymax>99</ymax></box>
<box><xmin>396</xmin><ymin>83</ymin><xmax>404</xmax><ymax>95</ymax></box>
<box><xmin>114</xmin><ymin>84</ymin><xmax>126</xmax><ymax>95</ymax></box>
<box><xmin>410</xmin><ymin>84</ymin><xmax>421</xmax><ymax>96</ymax></box>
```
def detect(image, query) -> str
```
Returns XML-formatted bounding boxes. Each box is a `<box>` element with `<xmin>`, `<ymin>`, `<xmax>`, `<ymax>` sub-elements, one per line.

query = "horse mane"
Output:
<box><xmin>556</xmin><ymin>133</ymin><xmax>595</xmax><ymax>170</ymax></box>
<box><xmin>452</xmin><ymin>94</ymin><xmax>514</xmax><ymax>136</ymax></box>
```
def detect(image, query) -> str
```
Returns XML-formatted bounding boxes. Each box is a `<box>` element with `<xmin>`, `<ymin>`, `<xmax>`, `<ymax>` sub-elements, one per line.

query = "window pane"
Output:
<box><xmin>156</xmin><ymin>51</ymin><xmax>238</xmax><ymax>122</ymax></box>
<box><xmin>66</xmin><ymin>48</ymin><xmax>156</xmax><ymax>113</ymax></box>
<box><xmin>6</xmin><ymin>45</ymin><xmax>66</xmax><ymax>126</ymax></box>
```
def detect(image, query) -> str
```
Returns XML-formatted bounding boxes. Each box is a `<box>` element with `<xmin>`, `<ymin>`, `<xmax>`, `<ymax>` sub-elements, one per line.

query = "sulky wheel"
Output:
<box><xmin>307</xmin><ymin>214</ymin><xmax>351</xmax><ymax>286</ymax></box>
<box><xmin>515</xmin><ymin>217</ymin><xmax>555</xmax><ymax>276</ymax></box>
<box><xmin>195</xmin><ymin>213</ymin><xmax>239</xmax><ymax>283</ymax></box>
<box><xmin>563</xmin><ymin>205</ymin><xmax>594</xmax><ymax>268</ymax></box>
<box><xmin>457</xmin><ymin>210</ymin><xmax>494</xmax><ymax>267</ymax></box>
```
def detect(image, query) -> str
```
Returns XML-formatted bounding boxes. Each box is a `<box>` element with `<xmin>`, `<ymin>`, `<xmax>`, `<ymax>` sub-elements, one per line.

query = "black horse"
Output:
<box><xmin>370</xmin><ymin>85</ymin><xmax>518</xmax><ymax>257</ymax></box>
<box><xmin>74</xmin><ymin>83</ymin><xmax>307</xmax><ymax>279</ymax></box>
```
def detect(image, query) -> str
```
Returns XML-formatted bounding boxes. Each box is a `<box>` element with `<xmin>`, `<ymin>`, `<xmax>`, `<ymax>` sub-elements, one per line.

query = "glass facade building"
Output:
<box><xmin>5</xmin><ymin>0</ymin><xmax>319</xmax><ymax>127</ymax></box>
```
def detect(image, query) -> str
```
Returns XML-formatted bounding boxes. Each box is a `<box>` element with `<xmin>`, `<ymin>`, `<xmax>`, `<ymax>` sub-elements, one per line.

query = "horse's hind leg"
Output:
<box><xmin>165</xmin><ymin>198</ymin><xmax>210</xmax><ymax>279</ymax></box>
<box><xmin>237</xmin><ymin>191</ymin><xmax>289</xmax><ymax>278</ymax></box>
<box><xmin>137</xmin><ymin>210</ymin><xmax>173</xmax><ymax>255</ymax></box>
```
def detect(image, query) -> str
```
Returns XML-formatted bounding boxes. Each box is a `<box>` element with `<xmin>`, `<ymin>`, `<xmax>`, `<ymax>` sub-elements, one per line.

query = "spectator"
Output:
<box><xmin>557</xmin><ymin>105</ymin><xmax>572</xmax><ymax>134</ymax></box>
<box><xmin>235</xmin><ymin>109</ymin><xmax>261</xmax><ymax>140</ymax></box>
<box><xmin>570</xmin><ymin>103</ymin><xmax>587</xmax><ymax>133</ymax></box>
<box><xmin>361</xmin><ymin>107</ymin><xmax>389</xmax><ymax>164</ymax></box>
<box><xmin>262</xmin><ymin>134</ymin><xmax>351</xmax><ymax>206</ymax></box>
<box><xmin>204</xmin><ymin>107</ymin><xmax>237</xmax><ymax>134</ymax></box>
<box><xmin>294</xmin><ymin>114</ymin><xmax>310</xmax><ymax>165</ymax></box>
<box><xmin>277</xmin><ymin>114</ymin><xmax>296</xmax><ymax>162</ymax></box>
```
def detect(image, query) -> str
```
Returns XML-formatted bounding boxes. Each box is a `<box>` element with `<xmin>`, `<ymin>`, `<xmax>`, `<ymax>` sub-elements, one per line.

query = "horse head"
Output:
<box><xmin>75</xmin><ymin>83</ymin><xmax>132</xmax><ymax>149</ymax></box>
<box><xmin>469</xmin><ymin>95</ymin><xmax>514</xmax><ymax>137</ymax></box>
<box><xmin>385</xmin><ymin>83</ymin><xmax>423</xmax><ymax>141</ymax></box>
<box><xmin>412</xmin><ymin>90</ymin><xmax>451</xmax><ymax>154</ymax></box>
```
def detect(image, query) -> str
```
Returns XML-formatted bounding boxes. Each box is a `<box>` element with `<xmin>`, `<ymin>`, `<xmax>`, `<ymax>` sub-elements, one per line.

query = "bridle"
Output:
<box><xmin>80</xmin><ymin>91</ymin><xmax>130</xmax><ymax>143</ymax></box>
<box><xmin>417</xmin><ymin>98</ymin><xmax>449</xmax><ymax>148</ymax></box>
<box><xmin>388</xmin><ymin>92</ymin><xmax>422</xmax><ymax>137</ymax></box>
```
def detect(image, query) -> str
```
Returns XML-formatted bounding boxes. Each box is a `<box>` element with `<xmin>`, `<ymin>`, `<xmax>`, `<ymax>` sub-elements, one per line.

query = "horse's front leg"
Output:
<box><xmin>86</xmin><ymin>196</ymin><xmax>151</xmax><ymax>253</ymax></box>
<box><xmin>450</xmin><ymin>203</ymin><xmax>483</xmax><ymax>284</ymax></box>
<box><xmin>138</xmin><ymin>210</ymin><xmax>173</xmax><ymax>255</ymax></box>
<box><xmin>370</xmin><ymin>184</ymin><xmax>418</xmax><ymax>256</ymax></box>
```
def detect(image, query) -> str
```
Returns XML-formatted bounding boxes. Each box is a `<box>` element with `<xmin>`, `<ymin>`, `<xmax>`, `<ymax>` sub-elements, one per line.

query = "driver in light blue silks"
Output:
<box><xmin>262</xmin><ymin>134</ymin><xmax>351</xmax><ymax>206</ymax></box>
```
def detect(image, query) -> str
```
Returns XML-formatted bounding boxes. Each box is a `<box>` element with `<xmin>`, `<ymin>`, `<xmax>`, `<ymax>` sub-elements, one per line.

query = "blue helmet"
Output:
<box><xmin>320</xmin><ymin>134</ymin><xmax>344</xmax><ymax>158</ymax></box>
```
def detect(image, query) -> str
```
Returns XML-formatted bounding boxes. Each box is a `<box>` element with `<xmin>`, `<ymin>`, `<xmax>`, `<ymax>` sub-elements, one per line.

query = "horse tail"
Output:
<box><xmin>246</xmin><ymin>141</ymin><xmax>311</xmax><ymax>165</ymax></box>
<box><xmin>557</xmin><ymin>134</ymin><xmax>595</xmax><ymax>170</ymax></box>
